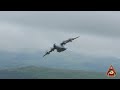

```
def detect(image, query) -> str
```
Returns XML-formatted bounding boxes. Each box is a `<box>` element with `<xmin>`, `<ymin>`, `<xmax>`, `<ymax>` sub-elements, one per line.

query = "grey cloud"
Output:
<box><xmin>0</xmin><ymin>11</ymin><xmax>120</xmax><ymax>58</ymax></box>
<box><xmin>0</xmin><ymin>11</ymin><xmax>120</xmax><ymax>36</ymax></box>
<box><xmin>0</xmin><ymin>11</ymin><xmax>120</xmax><ymax>37</ymax></box>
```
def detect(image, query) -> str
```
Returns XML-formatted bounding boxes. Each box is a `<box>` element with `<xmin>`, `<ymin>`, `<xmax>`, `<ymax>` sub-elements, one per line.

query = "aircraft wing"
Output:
<box><xmin>43</xmin><ymin>47</ymin><xmax>55</xmax><ymax>57</ymax></box>
<box><xmin>60</xmin><ymin>36</ymin><xmax>80</xmax><ymax>46</ymax></box>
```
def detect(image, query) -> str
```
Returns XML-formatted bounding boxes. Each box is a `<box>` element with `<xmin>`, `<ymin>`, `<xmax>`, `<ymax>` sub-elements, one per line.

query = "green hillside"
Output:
<box><xmin>0</xmin><ymin>66</ymin><xmax>119</xmax><ymax>79</ymax></box>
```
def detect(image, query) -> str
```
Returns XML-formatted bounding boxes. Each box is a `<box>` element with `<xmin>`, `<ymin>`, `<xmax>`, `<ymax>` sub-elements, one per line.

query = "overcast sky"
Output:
<box><xmin>0</xmin><ymin>11</ymin><xmax>120</xmax><ymax>58</ymax></box>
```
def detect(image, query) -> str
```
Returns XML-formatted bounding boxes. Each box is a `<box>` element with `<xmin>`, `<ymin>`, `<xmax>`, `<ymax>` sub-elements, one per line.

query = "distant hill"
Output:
<box><xmin>0</xmin><ymin>66</ymin><xmax>119</xmax><ymax>79</ymax></box>
<box><xmin>0</xmin><ymin>51</ymin><xmax>120</xmax><ymax>72</ymax></box>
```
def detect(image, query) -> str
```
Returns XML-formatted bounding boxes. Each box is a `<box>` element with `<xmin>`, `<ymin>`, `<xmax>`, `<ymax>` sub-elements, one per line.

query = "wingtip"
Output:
<box><xmin>43</xmin><ymin>55</ymin><xmax>46</xmax><ymax>57</ymax></box>
<box><xmin>75</xmin><ymin>36</ymin><xmax>80</xmax><ymax>39</ymax></box>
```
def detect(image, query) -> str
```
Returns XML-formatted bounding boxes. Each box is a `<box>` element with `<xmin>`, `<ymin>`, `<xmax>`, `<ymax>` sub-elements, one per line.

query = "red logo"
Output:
<box><xmin>106</xmin><ymin>65</ymin><xmax>116</xmax><ymax>77</ymax></box>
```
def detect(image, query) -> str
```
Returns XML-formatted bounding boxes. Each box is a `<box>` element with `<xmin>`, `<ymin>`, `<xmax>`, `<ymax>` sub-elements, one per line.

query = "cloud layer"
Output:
<box><xmin>0</xmin><ymin>11</ymin><xmax>120</xmax><ymax>58</ymax></box>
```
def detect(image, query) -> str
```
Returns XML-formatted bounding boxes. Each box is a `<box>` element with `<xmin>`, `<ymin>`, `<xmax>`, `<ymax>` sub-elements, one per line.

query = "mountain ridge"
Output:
<box><xmin>0</xmin><ymin>65</ymin><xmax>119</xmax><ymax>79</ymax></box>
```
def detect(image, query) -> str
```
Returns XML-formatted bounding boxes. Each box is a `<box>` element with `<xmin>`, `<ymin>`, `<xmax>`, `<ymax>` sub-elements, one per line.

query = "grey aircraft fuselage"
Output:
<box><xmin>54</xmin><ymin>44</ymin><xmax>67</xmax><ymax>52</ymax></box>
